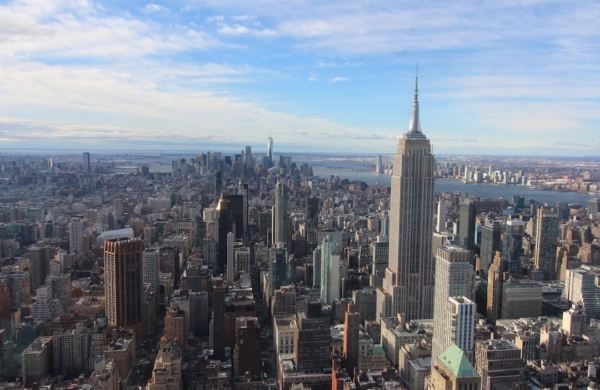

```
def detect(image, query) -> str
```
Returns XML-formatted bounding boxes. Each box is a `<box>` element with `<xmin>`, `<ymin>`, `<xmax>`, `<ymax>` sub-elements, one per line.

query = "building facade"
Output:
<box><xmin>104</xmin><ymin>238</ymin><xmax>145</xmax><ymax>338</ymax></box>
<box><xmin>382</xmin><ymin>76</ymin><xmax>435</xmax><ymax>321</ymax></box>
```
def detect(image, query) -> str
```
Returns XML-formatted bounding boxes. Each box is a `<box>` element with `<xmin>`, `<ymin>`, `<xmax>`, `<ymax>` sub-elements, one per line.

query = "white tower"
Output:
<box><xmin>431</xmin><ymin>245</ymin><xmax>475</xmax><ymax>359</ymax></box>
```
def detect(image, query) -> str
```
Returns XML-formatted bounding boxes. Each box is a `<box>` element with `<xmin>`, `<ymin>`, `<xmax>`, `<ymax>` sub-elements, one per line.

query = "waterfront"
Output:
<box><xmin>148</xmin><ymin>158</ymin><xmax>598</xmax><ymax>205</ymax></box>
<box><xmin>304</xmin><ymin>160</ymin><xmax>598</xmax><ymax>205</ymax></box>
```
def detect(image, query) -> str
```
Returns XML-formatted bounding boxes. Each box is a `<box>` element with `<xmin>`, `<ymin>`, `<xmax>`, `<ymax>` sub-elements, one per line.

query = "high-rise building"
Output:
<box><xmin>533</xmin><ymin>207</ymin><xmax>558</xmax><ymax>280</ymax></box>
<box><xmin>588</xmin><ymin>198</ymin><xmax>599</xmax><ymax>216</ymax></box>
<box><xmin>147</xmin><ymin>337</ymin><xmax>182</xmax><ymax>390</ymax></box>
<box><xmin>486</xmin><ymin>251</ymin><xmax>506</xmax><ymax>324</ymax></box>
<box><xmin>428</xmin><ymin>344</ymin><xmax>480</xmax><ymax>390</ymax></box>
<box><xmin>382</xmin><ymin>75</ymin><xmax>435</xmax><ymax>321</ymax></box>
<box><xmin>447</xmin><ymin>297</ymin><xmax>476</xmax><ymax>353</ymax></box>
<box><xmin>52</xmin><ymin>323</ymin><xmax>90</xmax><ymax>375</ymax></box>
<box><xmin>312</xmin><ymin>246</ymin><xmax>322</xmax><ymax>288</ymax></box>
<box><xmin>82</xmin><ymin>152</ymin><xmax>90</xmax><ymax>174</ymax></box>
<box><xmin>29</xmin><ymin>246</ymin><xmax>53</xmax><ymax>292</ymax></box>
<box><xmin>142</xmin><ymin>248</ymin><xmax>160</xmax><ymax>295</ymax></box>
<box><xmin>564</xmin><ymin>268</ymin><xmax>600</xmax><ymax>321</ymax></box>
<box><xmin>267</xmin><ymin>133</ymin><xmax>274</xmax><ymax>167</ymax></box>
<box><xmin>104</xmin><ymin>238</ymin><xmax>145</xmax><ymax>338</ymax></box>
<box><xmin>216</xmin><ymin>195</ymin><xmax>234</xmax><ymax>274</ymax></box>
<box><xmin>194</xmin><ymin>214</ymin><xmax>207</xmax><ymax>248</ymax></box>
<box><xmin>32</xmin><ymin>285</ymin><xmax>62</xmax><ymax>322</ymax></box>
<box><xmin>475</xmin><ymin>339</ymin><xmax>523</xmax><ymax>390</ymax></box>
<box><xmin>240</xmin><ymin>182</ymin><xmax>249</xmax><ymax>238</ymax></box>
<box><xmin>562</xmin><ymin>304</ymin><xmax>587</xmax><ymax>337</ymax></box>
<box><xmin>320</xmin><ymin>236</ymin><xmax>342</xmax><ymax>305</ymax></box>
<box><xmin>234</xmin><ymin>317</ymin><xmax>261</xmax><ymax>377</ymax></box>
<box><xmin>164</xmin><ymin>304</ymin><xmax>186</xmax><ymax>352</ymax></box>
<box><xmin>69</xmin><ymin>217</ymin><xmax>83</xmax><ymax>254</ymax></box>
<box><xmin>502</xmin><ymin>220</ymin><xmax>524</xmax><ymax>275</ymax></box>
<box><xmin>274</xmin><ymin>181</ymin><xmax>289</xmax><ymax>244</ymax></box>
<box><xmin>223</xmin><ymin>194</ymin><xmax>244</xmax><ymax>240</ymax></box>
<box><xmin>376</xmin><ymin>155</ymin><xmax>383</xmax><ymax>174</ymax></box>
<box><xmin>371</xmin><ymin>237</ymin><xmax>389</xmax><ymax>278</ymax></box>
<box><xmin>22</xmin><ymin>336</ymin><xmax>53</xmax><ymax>387</ymax></box>
<box><xmin>268</xmin><ymin>243</ymin><xmax>294</xmax><ymax>302</ymax></box>
<box><xmin>459</xmin><ymin>199</ymin><xmax>476</xmax><ymax>250</ymax></box>
<box><xmin>226</xmin><ymin>232</ymin><xmax>234</xmax><ymax>283</ymax></box>
<box><xmin>294</xmin><ymin>310</ymin><xmax>330</xmax><ymax>372</ymax></box>
<box><xmin>436</xmin><ymin>200</ymin><xmax>447</xmax><ymax>233</ymax></box>
<box><xmin>343</xmin><ymin>304</ymin><xmax>360</xmax><ymax>377</ymax></box>
<box><xmin>189</xmin><ymin>291</ymin><xmax>209</xmax><ymax>338</ymax></box>
<box><xmin>212</xmin><ymin>278</ymin><xmax>226</xmax><ymax>361</ymax></box>
<box><xmin>272</xmin><ymin>286</ymin><xmax>297</xmax><ymax>316</ymax></box>
<box><xmin>214</xmin><ymin>171</ymin><xmax>222</xmax><ymax>198</ymax></box>
<box><xmin>306</xmin><ymin>197</ymin><xmax>320</xmax><ymax>255</ymax></box>
<box><xmin>244</xmin><ymin>146</ymin><xmax>252</xmax><ymax>169</ymax></box>
<box><xmin>479</xmin><ymin>217</ymin><xmax>502</xmax><ymax>276</ymax></box>
<box><xmin>45</xmin><ymin>273</ymin><xmax>72</xmax><ymax>311</ymax></box>
<box><xmin>501</xmin><ymin>279</ymin><xmax>543</xmax><ymax>319</ymax></box>
<box><xmin>432</xmin><ymin>246</ymin><xmax>475</xmax><ymax>359</ymax></box>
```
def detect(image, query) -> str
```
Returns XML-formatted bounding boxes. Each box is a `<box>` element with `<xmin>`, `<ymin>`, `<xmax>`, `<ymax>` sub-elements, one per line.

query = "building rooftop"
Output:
<box><xmin>438</xmin><ymin>344</ymin><xmax>477</xmax><ymax>378</ymax></box>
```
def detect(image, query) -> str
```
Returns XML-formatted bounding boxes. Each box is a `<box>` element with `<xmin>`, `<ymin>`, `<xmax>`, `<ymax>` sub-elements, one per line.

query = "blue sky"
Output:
<box><xmin>0</xmin><ymin>0</ymin><xmax>599</xmax><ymax>155</ymax></box>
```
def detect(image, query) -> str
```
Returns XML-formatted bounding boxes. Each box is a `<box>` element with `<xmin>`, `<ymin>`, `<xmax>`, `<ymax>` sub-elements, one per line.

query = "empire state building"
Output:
<box><xmin>379</xmin><ymin>76</ymin><xmax>435</xmax><ymax>321</ymax></box>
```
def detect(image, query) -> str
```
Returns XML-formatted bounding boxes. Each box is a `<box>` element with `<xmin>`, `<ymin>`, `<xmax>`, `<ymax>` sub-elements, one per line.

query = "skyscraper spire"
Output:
<box><xmin>414</xmin><ymin>63</ymin><xmax>419</xmax><ymax>102</ymax></box>
<box><xmin>380</xmin><ymin>71</ymin><xmax>435</xmax><ymax>322</ymax></box>
<box><xmin>406</xmin><ymin>66</ymin><xmax>425</xmax><ymax>139</ymax></box>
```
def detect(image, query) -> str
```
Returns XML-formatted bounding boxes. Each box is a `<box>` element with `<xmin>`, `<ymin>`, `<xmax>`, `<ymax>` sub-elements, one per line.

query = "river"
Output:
<box><xmin>305</xmin><ymin>161</ymin><xmax>597</xmax><ymax>205</ymax></box>
<box><xmin>149</xmin><ymin>158</ymin><xmax>597</xmax><ymax>205</ymax></box>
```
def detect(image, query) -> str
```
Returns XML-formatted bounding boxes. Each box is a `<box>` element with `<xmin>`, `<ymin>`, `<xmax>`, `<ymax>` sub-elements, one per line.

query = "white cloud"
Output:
<box><xmin>308</xmin><ymin>76</ymin><xmax>317</xmax><ymax>82</ymax></box>
<box><xmin>144</xmin><ymin>4</ymin><xmax>169</xmax><ymax>14</ymax></box>
<box><xmin>0</xmin><ymin>0</ymin><xmax>220</xmax><ymax>59</ymax></box>
<box><xmin>330</xmin><ymin>77</ymin><xmax>348</xmax><ymax>82</ymax></box>
<box><xmin>0</xmin><ymin>61</ymin><xmax>391</xmax><ymax>149</ymax></box>
<box><xmin>218</xmin><ymin>24</ymin><xmax>275</xmax><ymax>36</ymax></box>
<box><xmin>206</xmin><ymin>15</ymin><xmax>225</xmax><ymax>23</ymax></box>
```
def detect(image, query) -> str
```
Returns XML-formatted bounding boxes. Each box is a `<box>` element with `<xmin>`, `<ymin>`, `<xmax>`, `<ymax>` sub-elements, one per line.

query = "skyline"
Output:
<box><xmin>0</xmin><ymin>0</ymin><xmax>599</xmax><ymax>155</ymax></box>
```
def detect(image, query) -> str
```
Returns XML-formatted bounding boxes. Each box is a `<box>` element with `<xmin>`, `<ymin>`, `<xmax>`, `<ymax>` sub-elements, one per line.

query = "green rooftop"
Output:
<box><xmin>438</xmin><ymin>344</ymin><xmax>478</xmax><ymax>378</ymax></box>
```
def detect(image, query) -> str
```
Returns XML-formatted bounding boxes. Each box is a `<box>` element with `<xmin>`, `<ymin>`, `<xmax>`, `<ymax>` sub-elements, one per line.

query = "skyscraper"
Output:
<box><xmin>306</xmin><ymin>197</ymin><xmax>320</xmax><ymax>255</ymax></box>
<box><xmin>479</xmin><ymin>217</ymin><xmax>502</xmax><ymax>276</ymax></box>
<box><xmin>267</xmin><ymin>133</ymin><xmax>274</xmax><ymax>167</ymax></box>
<box><xmin>216</xmin><ymin>195</ymin><xmax>234</xmax><ymax>274</ymax></box>
<box><xmin>69</xmin><ymin>217</ymin><xmax>83</xmax><ymax>254</ymax></box>
<box><xmin>588</xmin><ymin>198</ymin><xmax>599</xmax><ymax>216</ymax></box>
<box><xmin>320</xmin><ymin>236</ymin><xmax>342</xmax><ymax>305</ymax></box>
<box><xmin>431</xmin><ymin>246</ymin><xmax>475</xmax><ymax>359</ymax></box>
<box><xmin>343</xmin><ymin>304</ymin><xmax>360</xmax><ymax>376</ymax></box>
<box><xmin>212</xmin><ymin>278</ymin><xmax>226</xmax><ymax>361</ymax></box>
<box><xmin>223</xmin><ymin>194</ymin><xmax>244</xmax><ymax>240</ymax></box>
<box><xmin>245</xmin><ymin>146</ymin><xmax>252</xmax><ymax>169</ymax></box>
<box><xmin>142</xmin><ymin>248</ymin><xmax>160</xmax><ymax>294</ymax></box>
<box><xmin>502</xmin><ymin>220</ymin><xmax>524</xmax><ymax>275</ymax></box>
<box><xmin>534</xmin><ymin>207</ymin><xmax>559</xmax><ymax>280</ymax></box>
<box><xmin>274</xmin><ymin>181</ymin><xmax>288</xmax><ymax>244</ymax></box>
<box><xmin>226</xmin><ymin>232</ymin><xmax>234</xmax><ymax>283</ymax></box>
<box><xmin>82</xmin><ymin>152</ymin><xmax>90</xmax><ymax>174</ymax></box>
<box><xmin>375</xmin><ymin>155</ymin><xmax>383</xmax><ymax>174</ymax></box>
<box><xmin>381</xmin><ymin>75</ymin><xmax>436</xmax><ymax>321</ymax></box>
<box><xmin>436</xmin><ymin>200</ymin><xmax>447</xmax><ymax>233</ymax></box>
<box><xmin>104</xmin><ymin>238</ymin><xmax>145</xmax><ymax>338</ymax></box>
<box><xmin>240</xmin><ymin>182</ymin><xmax>249</xmax><ymax>238</ymax></box>
<box><xmin>458</xmin><ymin>199</ymin><xmax>476</xmax><ymax>250</ymax></box>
